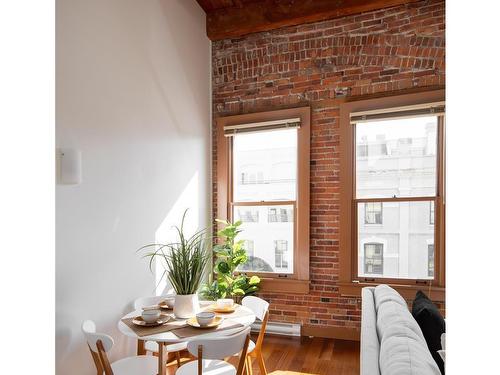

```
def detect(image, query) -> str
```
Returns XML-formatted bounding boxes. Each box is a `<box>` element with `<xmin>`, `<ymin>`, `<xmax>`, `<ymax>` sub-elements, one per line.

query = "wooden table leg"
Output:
<box><xmin>158</xmin><ymin>342</ymin><xmax>166</xmax><ymax>375</ymax></box>
<box><xmin>137</xmin><ymin>339</ymin><xmax>146</xmax><ymax>356</ymax></box>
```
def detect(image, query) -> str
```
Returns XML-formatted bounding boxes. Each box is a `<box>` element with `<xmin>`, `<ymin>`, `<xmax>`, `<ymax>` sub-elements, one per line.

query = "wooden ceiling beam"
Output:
<box><xmin>203</xmin><ymin>0</ymin><xmax>421</xmax><ymax>41</ymax></box>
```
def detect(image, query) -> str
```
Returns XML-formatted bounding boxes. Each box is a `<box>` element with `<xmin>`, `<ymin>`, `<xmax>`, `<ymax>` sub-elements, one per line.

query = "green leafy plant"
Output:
<box><xmin>138</xmin><ymin>210</ymin><xmax>211</xmax><ymax>295</ymax></box>
<box><xmin>200</xmin><ymin>219</ymin><xmax>261</xmax><ymax>300</ymax></box>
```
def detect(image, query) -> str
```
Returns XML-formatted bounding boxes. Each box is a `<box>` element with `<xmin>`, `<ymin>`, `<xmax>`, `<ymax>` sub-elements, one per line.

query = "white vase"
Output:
<box><xmin>173</xmin><ymin>294</ymin><xmax>200</xmax><ymax>318</ymax></box>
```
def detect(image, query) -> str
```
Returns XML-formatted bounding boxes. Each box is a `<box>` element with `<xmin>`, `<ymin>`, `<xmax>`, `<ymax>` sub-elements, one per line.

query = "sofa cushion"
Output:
<box><xmin>374</xmin><ymin>284</ymin><xmax>407</xmax><ymax>312</ymax></box>
<box><xmin>376</xmin><ymin>300</ymin><xmax>426</xmax><ymax>345</ymax></box>
<box><xmin>412</xmin><ymin>291</ymin><xmax>446</xmax><ymax>374</ymax></box>
<box><xmin>361</xmin><ymin>288</ymin><xmax>381</xmax><ymax>375</ymax></box>
<box><xmin>379</xmin><ymin>325</ymin><xmax>441</xmax><ymax>375</ymax></box>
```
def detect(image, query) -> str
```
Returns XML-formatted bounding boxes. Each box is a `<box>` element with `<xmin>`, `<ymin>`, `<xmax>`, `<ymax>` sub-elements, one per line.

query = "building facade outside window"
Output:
<box><xmin>364</xmin><ymin>243</ymin><xmax>383</xmax><ymax>274</ymax></box>
<box><xmin>244</xmin><ymin>240</ymin><xmax>254</xmax><ymax>258</ymax></box>
<box><xmin>428</xmin><ymin>244</ymin><xmax>435</xmax><ymax>277</ymax></box>
<box><xmin>429</xmin><ymin>201</ymin><xmax>435</xmax><ymax>225</ymax></box>
<box><xmin>268</xmin><ymin>207</ymin><xmax>293</xmax><ymax>222</ymax></box>
<box><xmin>274</xmin><ymin>240</ymin><xmax>288</xmax><ymax>269</ymax></box>
<box><xmin>364</xmin><ymin>202</ymin><xmax>383</xmax><ymax>224</ymax></box>
<box><xmin>237</xmin><ymin>208</ymin><xmax>259</xmax><ymax>223</ymax></box>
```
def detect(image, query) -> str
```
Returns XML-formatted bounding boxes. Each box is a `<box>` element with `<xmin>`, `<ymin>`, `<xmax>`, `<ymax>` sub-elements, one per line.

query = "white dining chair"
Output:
<box><xmin>133</xmin><ymin>295</ymin><xmax>187</xmax><ymax>367</ymax></box>
<box><xmin>240</xmin><ymin>296</ymin><xmax>270</xmax><ymax>375</ymax></box>
<box><xmin>176</xmin><ymin>326</ymin><xmax>251</xmax><ymax>375</ymax></box>
<box><xmin>82</xmin><ymin>320</ymin><xmax>157</xmax><ymax>375</ymax></box>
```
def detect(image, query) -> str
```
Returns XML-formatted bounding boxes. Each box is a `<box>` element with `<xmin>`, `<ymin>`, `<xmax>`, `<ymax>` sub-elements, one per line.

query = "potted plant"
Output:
<box><xmin>200</xmin><ymin>219</ymin><xmax>260</xmax><ymax>302</ymax></box>
<box><xmin>139</xmin><ymin>210</ymin><xmax>211</xmax><ymax>318</ymax></box>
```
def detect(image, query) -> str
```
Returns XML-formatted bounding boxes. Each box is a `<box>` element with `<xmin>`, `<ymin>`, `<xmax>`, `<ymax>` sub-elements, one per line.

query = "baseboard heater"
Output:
<box><xmin>251</xmin><ymin>321</ymin><xmax>301</xmax><ymax>337</ymax></box>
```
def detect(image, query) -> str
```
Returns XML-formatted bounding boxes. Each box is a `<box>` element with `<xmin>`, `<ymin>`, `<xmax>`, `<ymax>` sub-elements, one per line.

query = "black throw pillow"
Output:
<box><xmin>412</xmin><ymin>290</ymin><xmax>445</xmax><ymax>374</ymax></box>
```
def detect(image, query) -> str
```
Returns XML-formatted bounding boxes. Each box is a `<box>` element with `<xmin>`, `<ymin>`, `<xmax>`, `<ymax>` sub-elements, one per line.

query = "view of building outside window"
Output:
<box><xmin>428</xmin><ymin>244</ymin><xmax>435</xmax><ymax>277</ymax></box>
<box><xmin>274</xmin><ymin>240</ymin><xmax>288</xmax><ymax>269</ymax></box>
<box><xmin>232</xmin><ymin>129</ymin><xmax>296</xmax><ymax>274</ymax></box>
<box><xmin>365</xmin><ymin>202</ymin><xmax>383</xmax><ymax>224</ymax></box>
<box><xmin>356</xmin><ymin>116</ymin><xmax>437</xmax><ymax>279</ymax></box>
<box><xmin>429</xmin><ymin>201</ymin><xmax>435</xmax><ymax>225</ymax></box>
<box><xmin>364</xmin><ymin>243</ymin><xmax>384</xmax><ymax>274</ymax></box>
<box><xmin>244</xmin><ymin>240</ymin><xmax>254</xmax><ymax>258</ymax></box>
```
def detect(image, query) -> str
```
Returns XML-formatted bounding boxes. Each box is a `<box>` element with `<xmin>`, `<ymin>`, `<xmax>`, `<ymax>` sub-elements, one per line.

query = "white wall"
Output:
<box><xmin>56</xmin><ymin>1</ymin><xmax>210</xmax><ymax>374</ymax></box>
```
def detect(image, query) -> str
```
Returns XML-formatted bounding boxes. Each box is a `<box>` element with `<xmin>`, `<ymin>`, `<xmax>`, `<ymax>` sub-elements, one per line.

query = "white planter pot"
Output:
<box><xmin>173</xmin><ymin>294</ymin><xmax>200</xmax><ymax>318</ymax></box>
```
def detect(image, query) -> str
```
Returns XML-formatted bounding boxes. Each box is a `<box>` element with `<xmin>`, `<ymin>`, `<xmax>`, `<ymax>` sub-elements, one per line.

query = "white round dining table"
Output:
<box><xmin>117</xmin><ymin>302</ymin><xmax>256</xmax><ymax>375</ymax></box>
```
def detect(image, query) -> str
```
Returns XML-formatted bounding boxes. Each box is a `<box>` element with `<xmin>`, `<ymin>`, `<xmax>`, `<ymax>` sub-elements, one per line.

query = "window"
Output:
<box><xmin>217</xmin><ymin>107</ymin><xmax>310</xmax><ymax>292</ymax></box>
<box><xmin>364</xmin><ymin>202</ymin><xmax>382</xmax><ymax>224</ymax></box>
<box><xmin>268</xmin><ymin>207</ymin><xmax>293</xmax><ymax>222</ymax></box>
<box><xmin>428</xmin><ymin>244</ymin><xmax>435</xmax><ymax>277</ymax></box>
<box><xmin>364</xmin><ymin>243</ymin><xmax>383</xmax><ymax>274</ymax></box>
<box><xmin>339</xmin><ymin>90</ymin><xmax>445</xmax><ymax>295</ymax></box>
<box><xmin>274</xmin><ymin>240</ymin><xmax>288</xmax><ymax>268</ymax></box>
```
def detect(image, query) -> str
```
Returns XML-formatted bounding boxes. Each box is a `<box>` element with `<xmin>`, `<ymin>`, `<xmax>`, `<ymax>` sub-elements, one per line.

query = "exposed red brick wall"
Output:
<box><xmin>211</xmin><ymin>0</ymin><xmax>445</xmax><ymax>333</ymax></box>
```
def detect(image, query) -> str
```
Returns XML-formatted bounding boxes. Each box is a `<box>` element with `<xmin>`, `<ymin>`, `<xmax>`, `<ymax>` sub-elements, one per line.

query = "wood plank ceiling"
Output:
<box><xmin>195</xmin><ymin>0</ymin><xmax>421</xmax><ymax>40</ymax></box>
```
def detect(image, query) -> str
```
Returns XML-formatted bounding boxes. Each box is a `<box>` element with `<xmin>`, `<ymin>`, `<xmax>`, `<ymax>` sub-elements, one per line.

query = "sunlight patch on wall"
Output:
<box><xmin>154</xmin><ymin>171</ymin><xmax>200</xmax><ymax>295</ymax></box>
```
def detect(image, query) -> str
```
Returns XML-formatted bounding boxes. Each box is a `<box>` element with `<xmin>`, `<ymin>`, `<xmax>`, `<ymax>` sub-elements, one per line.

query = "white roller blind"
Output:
<box><xmin>223</xmin><ymin>117</ymin><xmax>301</xmax><ymax>136</ymax></box>
<box><xmin>350</xmin><ymin>102</ymin><xmax>445</xmax><ymax>124</ymax></box>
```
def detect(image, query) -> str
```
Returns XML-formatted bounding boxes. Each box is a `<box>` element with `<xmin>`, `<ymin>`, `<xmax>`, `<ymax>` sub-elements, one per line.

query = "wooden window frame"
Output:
<box><xmin>339</xmin><ymin>90</ymin><xmax>445</xmax><ymax>302</ymax></box>
<box><xmin>216</xmin><ymin>107</ymin><xmax>310</xmax><ymax>294</ymax></box>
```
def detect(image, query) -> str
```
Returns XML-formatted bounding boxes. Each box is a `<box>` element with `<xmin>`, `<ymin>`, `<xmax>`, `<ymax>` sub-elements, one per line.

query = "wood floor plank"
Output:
<box><xmin>165</xmin><ymin>334</ymin><xmax>360</xmax><ymax>375</ymax></box>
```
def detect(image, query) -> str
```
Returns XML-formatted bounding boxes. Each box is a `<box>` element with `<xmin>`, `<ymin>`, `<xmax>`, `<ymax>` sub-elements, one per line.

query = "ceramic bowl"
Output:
<box><xmin>141</xmin><ymin>309</ymin><xmax>161</xmax><ymax>323</ymax></box>
<box><xmin>196</xmin><ymin>311</ymin><xmax>215</xmax><ymax>326</ymax></box>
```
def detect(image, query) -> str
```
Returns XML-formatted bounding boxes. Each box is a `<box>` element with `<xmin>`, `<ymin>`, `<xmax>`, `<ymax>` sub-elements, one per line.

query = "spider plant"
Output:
<box><xmin>138</xmin><ymin>210</ymin><xmax>211</xmax><ymax>295</ymax></box>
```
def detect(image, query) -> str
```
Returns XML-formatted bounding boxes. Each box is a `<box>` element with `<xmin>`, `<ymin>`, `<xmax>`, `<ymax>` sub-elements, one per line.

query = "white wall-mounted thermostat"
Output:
<box><xmin>59</xmin><ymin>148</ymin><xmax>82</xmax><ymax>185</ymax></box>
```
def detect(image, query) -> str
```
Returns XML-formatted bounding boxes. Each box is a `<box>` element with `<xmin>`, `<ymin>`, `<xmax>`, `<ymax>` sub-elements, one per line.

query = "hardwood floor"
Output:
<box><xmin>166</xmin><ymin>334</ymin><xmax>360</xmax><ymax>375</ymax></box>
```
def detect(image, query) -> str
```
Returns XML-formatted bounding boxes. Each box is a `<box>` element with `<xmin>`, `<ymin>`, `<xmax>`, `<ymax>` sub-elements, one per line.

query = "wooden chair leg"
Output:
<box><xmin>176</xmin><ymin>351</ymin><xmax>182</xmax><ymax>367</ymax></box>
<box><xmin>256</xmin><ymin>351</ymin><xmax>267</xmax><ymax>375</ymax></box>
<box><xmin>246</xmin><ymin>355</ymin><xmax>254</xmax><ymax>375</ymax></box>
<box><xmin>88</xmin><ymin>345</ymin><xmax>103</xmax><ymax>375</ymax></box>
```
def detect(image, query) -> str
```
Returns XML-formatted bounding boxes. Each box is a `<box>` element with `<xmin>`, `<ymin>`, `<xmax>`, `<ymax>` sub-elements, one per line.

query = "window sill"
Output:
<box><xmin>259</xmin><ymin>278</ymin><xmax>310</xmax><ymax>294</ymax></box>
<box><xmin>338</xmin><ymin>281</ymin><xmax>445</xmax><ymax>302</ymax></box>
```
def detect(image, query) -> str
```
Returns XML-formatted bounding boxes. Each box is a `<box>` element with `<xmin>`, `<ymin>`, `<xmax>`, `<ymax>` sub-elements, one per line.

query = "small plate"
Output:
<box><xmin>132</xmin><ymin>313</ymin><xmax>171</xmax><ymax>327</ymax></box>
<box><xmin>206</xmin><ymin>304</ymin><xmax>237</xmax><ymax>313</ymax></box>
<box><xmin>186</xmin><ymin>316</ymin><xmax>224</xmax><ymax>328</ymax></box>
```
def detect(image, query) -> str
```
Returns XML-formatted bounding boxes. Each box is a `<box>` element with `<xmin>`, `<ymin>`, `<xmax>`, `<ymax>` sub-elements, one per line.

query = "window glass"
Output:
<box><xmin>233</xmin><ymin>129</ymin><xmax>297</xmax><ymax>202</ymax></box>
<box><xmin>356</xmin><ymin>116</ymin><xmax>438</xmax><ymax>199</ymax></box>
<box><xmin>234</xmin><ymin>204</ymin><xmax>294</xmax><ymax>274</ymax></box>
<box><xmin>357</xmin><ymin>201</ymin><xmax>435</xmax><ymax>279</ymax></box>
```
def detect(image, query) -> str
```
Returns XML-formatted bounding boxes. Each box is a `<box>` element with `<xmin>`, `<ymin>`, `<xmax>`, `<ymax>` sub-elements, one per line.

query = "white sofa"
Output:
<box><xmin>361</xmin><ymin>285</ymin><xmax>441</xmax><ymax>375</ymax></box>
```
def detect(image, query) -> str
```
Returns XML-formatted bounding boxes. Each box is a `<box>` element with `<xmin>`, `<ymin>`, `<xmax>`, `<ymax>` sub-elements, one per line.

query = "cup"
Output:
<box><xmin>141</xmin><ymin>308</ymin><xmax>161</xmax><ymax>323</ymax></box>
<box><xmin>216</xmin><ymin>298</ymin><xmax>234</xmax><ymax>309</ymax></box>
<box><xmin>196</xmin><ymin>312</ymin><xmax>215</xmax><ymax>326</ymax></box>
